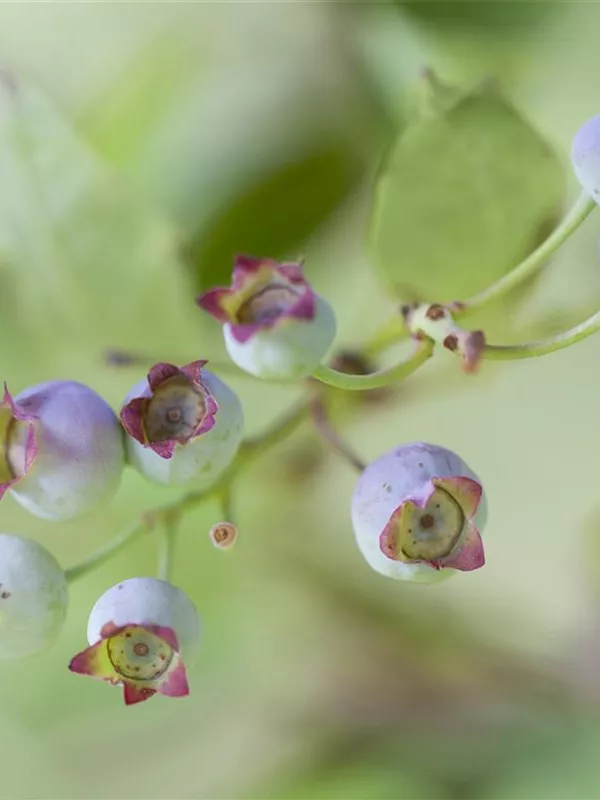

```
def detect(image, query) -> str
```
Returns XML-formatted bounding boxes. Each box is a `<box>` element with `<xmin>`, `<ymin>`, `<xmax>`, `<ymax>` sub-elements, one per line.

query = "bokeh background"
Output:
<box><xmin>2</xmin><ymin>2</ymin><xmax>600</xmax><ymax>798</ymax></box>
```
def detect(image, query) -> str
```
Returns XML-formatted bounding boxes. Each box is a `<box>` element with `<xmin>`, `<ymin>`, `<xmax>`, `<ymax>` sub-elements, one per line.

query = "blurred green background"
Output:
<box><xmin>3</xmin><ymin>2</ymin><xmax>600</xmax><ymax>798</ymax></box>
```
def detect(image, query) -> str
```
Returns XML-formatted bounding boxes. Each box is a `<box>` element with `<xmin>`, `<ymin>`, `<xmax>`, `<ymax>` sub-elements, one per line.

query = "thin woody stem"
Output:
<box><xmin>104</xmin><ymin>347</ymin><xmax>249</xmax><ymax>378</ymax></box>
<box><xmin>310</xmin><ymin>395</ymin><xmax>367</xmax><ymax>473</ymax></box>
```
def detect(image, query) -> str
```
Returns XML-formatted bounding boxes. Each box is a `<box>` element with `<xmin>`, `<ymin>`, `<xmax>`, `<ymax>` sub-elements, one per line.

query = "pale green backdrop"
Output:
<box><xmin>0</xmin><ymin>3</ymin><xmax>600</xmax><ymax>799</ymax></box>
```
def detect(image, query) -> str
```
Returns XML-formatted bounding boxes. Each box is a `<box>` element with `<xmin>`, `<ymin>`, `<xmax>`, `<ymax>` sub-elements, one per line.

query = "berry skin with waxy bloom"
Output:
<box><xmin>197</xmin><ymin>255</ymin><xmax>337</xmax><ymax>381</ymax></box>
<box><xmin>0</xmin><ymin>533</ymin><xmax>68</xmax><ymax>659</ymax></box>
<box><xmin>572</xmin><ymin>115</ymin><xmax>600</xmax><ymax>203</ymax></box>
<box><xmin>121</xmin><ymin>361</ymin><xmax>244</xmax><ymax>488</ymax></box>
<box><xmin>69</xmin><ymin>577</ymin><xmax>201</xmax><ymax>706</ymax></box>
<box><xmin>0</xmin><ymin>380</ymin><xmax>125</xmax><ymax>521</ymax></box>
<box><xmin>351</xmin><ymin>442</ymin><xmax>487</xmax><ymax>583</ymax></box>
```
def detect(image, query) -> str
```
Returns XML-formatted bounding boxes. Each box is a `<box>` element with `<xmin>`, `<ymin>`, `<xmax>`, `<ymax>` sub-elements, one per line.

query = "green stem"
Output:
<box><xmin>361</xmin><ymin>192</ymin><xmax>596</xmax><ymax>358</ymax></box>
<box><xmin>157</xmin><ymin>517</ymin><xmax>178</xmax><ymax>582</ymax></box>
<box><xmin>240</xmin><ymin>399</ymin><xmax>310</xmax><ymax>456</ymax></box>
<box><xmin>65</xmin><ymin>337</ymin><xmax>428</xmax><ymax>580</ymax></box>
<box><xmin>459</xmin><ymin>191</ymin><xmax>596</xmax><ymax>316</ymax></box>
<box><xmin>218</xmin><ymin>487</ymin><xmax>234</xmax><ymax>523</ymax></box>
<box><xmin>65</xmin><ymin>521</ymin><xmax>147</xmax><ymax>583</ymax></box>
<box><xmin>482</xmin><ymin>309</ymin><xmax>600</xmax><ymax>360</ymax></box>
<box><xmin>311</xmin><ymin>339</ymin><xmax>433</xmax><ymax>391</ymax></box>
<box><xmin>168</xmin><ymin>400</ymin><xmax>311</xmax><ymax>517</ymax></box>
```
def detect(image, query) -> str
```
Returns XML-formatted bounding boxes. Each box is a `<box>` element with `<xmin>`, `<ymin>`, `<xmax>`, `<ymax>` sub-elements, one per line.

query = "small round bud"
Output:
<box><xmin>351</xmin><ymin>442</ymin><xmax>487</xmax><ymax>583</ymax></box>
<box><xmin>209</xmin><ymin>521</ymin><xmax>237</xmax><ymax>550</ymax></box>
<box><xmin>197</xmin><ymin>255</ymin><xmax>337</xmax><ymax>381</ymax></box>
<box><xmin>0</xmin><ymin>533</ymin><xmax>68</xmax><ymax>658</ymax></box>
<box><xmin>0</xmin><ymin>381</ymin><xmax>125</xmax><ymax>521</ymax></box>
<box><xmin>69</xmin><ymin>577</ymin><xmax>201</xmax><ymax>705</ymax></box>
<box><xmin>121</xmin><ymin>361</ymin><xmax>244</xmax><ymax>488</ymax></box>
<box><xmin>572</xmin><ymin>115</ymin><xmax>600</xmax><ymax>202</ymax></box>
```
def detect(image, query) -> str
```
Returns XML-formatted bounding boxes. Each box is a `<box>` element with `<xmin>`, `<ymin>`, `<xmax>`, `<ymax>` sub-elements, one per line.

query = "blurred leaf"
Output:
<box><xmin>400</xmin><ymin>0</ymin><xmax>559</xmax><ymax>33</ymax></box>
<box><xmin>481</xmin><ymin>720</ymin><xmax>600</xmax><ymax>800</ymax></box>
<box><xmin>369</xmin><ymin>75</ymin><xmax>566</xmax><ymax>304</ymax></box>
<box><xmin>187</xmin><ymin>137</ymin><xmax>366</xmax><ymax>291</ymax></box>
<box><xmin>0</xmin><ymin>69</ymin><xmax>199</xmax><ymax>354</ymax></box>
<box><xmin>80</xmin><ymin>35</ymin><xmax>194</xmax><ymax>169</ymax></box>
<box><xmin>264</xmin><ymin>751</ymin><xmax>441</xmax><ymax>800</ymax></box>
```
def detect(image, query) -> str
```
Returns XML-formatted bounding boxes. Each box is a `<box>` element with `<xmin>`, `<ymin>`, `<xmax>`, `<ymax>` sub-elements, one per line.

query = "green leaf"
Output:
<box><xmin>187</xmin><ymin>136</ymin><xmax>366</xmax><ymax>291</ymax></box>
<box><xmin>263</xmin><ymin>751</ymin><xmax>441</xmax><ymax>800</ymax></box>
<box><xmin>400</xmin><ymin>0</ymin><xmax>560</xmax><ymax>33</ymax></box>
<box><xmin>80</xmin><ymin>36</ymin><xmax>194</xmax><ymax>170</ymax></box>
<box><xmin>482</xmin><ymin>721</ymin><xmax>600</xmax><ymax>800</ymax></box>
<box><xmin>0</xmin><ymin>70</ymin><xmax>200</xmax><ymax>356</ymax></box>
<box><xmin>369</xmin><ymin>76</ymin><xmax>566</xmax><ymax>304</ymax></box>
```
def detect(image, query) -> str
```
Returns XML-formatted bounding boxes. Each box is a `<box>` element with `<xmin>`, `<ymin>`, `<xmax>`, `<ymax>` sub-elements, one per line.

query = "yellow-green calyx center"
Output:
<box><xmin>0</xmin><ymin>408</ymin><xmax>29</xmax><ymax>484</ymax></box>
<box><xmin>107</xmin><ymin>626</ymin><xmax>174</xmax><ymax>681</ymax></box>
<box><xmin>236</xmin><ymin>284</ymin><xmax>298</xmax><ymax>325</ymax></box>
<box><xmin>144</xmin><ymin>376</ymin><xmax>206</xmax><ymax>443</ymax></box>
<box><xmin>400</xmin><ymin>487</ymin><xmax>465</xmax><ymax>561</ymax></box>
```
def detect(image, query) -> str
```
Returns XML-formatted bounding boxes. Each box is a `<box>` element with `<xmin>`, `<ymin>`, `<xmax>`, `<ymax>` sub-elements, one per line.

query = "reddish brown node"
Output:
<box><xmin>213</xmin><ymin>525</ymin><xmax>229</xmax><ymax>544</ymax></box>
<box><xmin>443</xmin><ymin>334</ymin><xmax>459</xmax><ymax>352</ymax></box>
<box><xmin>425</xmin><ymin>304</ymin><xmax>446</xmax><ymax>321</ymax></box>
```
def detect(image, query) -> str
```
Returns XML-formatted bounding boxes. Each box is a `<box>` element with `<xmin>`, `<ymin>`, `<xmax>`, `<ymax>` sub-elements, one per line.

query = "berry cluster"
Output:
<box><xmin>3</xmin><ymin>115</ymin><xmax>600</xmax><ymax>706</ymax></box>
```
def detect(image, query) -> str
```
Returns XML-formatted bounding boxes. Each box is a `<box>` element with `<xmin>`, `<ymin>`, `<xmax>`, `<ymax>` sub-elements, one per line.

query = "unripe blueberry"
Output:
<box><xmin>197</xmin><ymin>255</ymin><xmax>337</xmax><ymax>380</ymax></box>
<box><xmin>572</xmin><ymin>115</ymin><xmax>600</xmax><ymax>202</ymax></box>
<box><xmin>0</xmin><ymin>533</ymin><xmax>68</xmax><ymax>658</ymax></box>
<box><xmin>120</xmin><ymin>361</ymin><xmax>244</xmax><ymax>488</ymax></box>
<box><xmin>351</xmin><ymin>442</ymin><xmax>487</xmax><ymax>584</ymax></box>
<box><xmin>69</xmin><ymin>577</ymin><xmax>201</xmax><ymax>705</ymax></box>
<box><xmin>0</xmin><ymin>381</ymin><xmax>125</xmax><ymax>521</ymax></box>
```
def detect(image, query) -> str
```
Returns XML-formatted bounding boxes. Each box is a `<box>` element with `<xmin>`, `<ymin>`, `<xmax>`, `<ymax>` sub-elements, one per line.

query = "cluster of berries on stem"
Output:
<box><xmin>5</xmin><ymin>114</ymin><xmax>600</xmax><ymax>705</ymax></box>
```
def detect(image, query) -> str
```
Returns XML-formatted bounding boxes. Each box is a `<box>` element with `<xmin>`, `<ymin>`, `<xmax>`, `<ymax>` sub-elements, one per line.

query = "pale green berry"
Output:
<box><xmin>0</xmin><ymin>533</ymin><xmax>67</xmax><ymax>659</ymax></box>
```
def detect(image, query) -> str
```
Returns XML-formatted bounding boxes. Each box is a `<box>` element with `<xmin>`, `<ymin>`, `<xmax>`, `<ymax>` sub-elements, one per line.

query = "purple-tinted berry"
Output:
<box><xmin>197</xmin><ymin>255</ymin><xmax>336</xmax><ymax>380</ymax></box>
<box><xmin>0</xmin><ymin>381</ymin><xmax>125</xmax><ymax>521</ymax></box>
<box><xmin>572</xmin><ymin>115</ymin><xmax>600</xmax><ymax>202</ymax></box>
<box><xmin>351</xmin><ymin>442</ymin><xmax>487</xmax><ymax>583</ymax></box>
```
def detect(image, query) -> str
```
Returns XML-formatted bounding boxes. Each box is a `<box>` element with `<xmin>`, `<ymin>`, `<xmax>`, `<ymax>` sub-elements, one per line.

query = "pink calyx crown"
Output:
<box><xmin>0</xmin><ymin>383</ymin><xmax>38</xmax><ymax>500</ymax></box>
<box><xmin>120</xmin><ymin>361</ymin><xmax>219</xmax><ymax>460</ymax></box>
<box><xmin>196</xmin><ymin>255</ymin><xmax>317</xmax><ymax>344</ymax></box>
<box><xmin>68</xmin><ymin>622</ymin><xmax>189</xmax><ymax>706</ymax></box>
<box><xmin>379</xmin><ymin>476</ymin><xmax>485</xmax><ymax>572</ymax></box>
